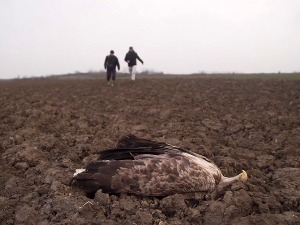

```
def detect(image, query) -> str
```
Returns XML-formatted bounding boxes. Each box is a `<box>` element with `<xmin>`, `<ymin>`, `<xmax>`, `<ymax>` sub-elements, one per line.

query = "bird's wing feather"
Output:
<box><xmin>99</xmin><ymin>134</ymin><xmax>198</xmax><ymax>160</ymax></box>
<box><xmin>98</xmin><ymin>147</ymin><xmax>167</xmax><ymax>160</ymax></box>
<box><xmin>116</xmin><ymin>134</ymin><xmax>164</xmax><ymax>148</ymax></box>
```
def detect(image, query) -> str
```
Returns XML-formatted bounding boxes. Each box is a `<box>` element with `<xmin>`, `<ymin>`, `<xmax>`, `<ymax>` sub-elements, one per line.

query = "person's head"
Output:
<box><xmin>110</xmin><ymin>50</ymin><xmax>114</xmax><ymax>55</ymax></box>
<box><xmin>129</xmin><ymin>47</ymin><xmax>133</xmax><ymax>52</ymax></box>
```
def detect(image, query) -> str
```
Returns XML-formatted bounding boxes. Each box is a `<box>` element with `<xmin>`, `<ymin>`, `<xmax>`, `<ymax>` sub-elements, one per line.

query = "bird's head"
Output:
<box><xmin>239</xmin><ymin>170</ymin><xmax>248</xmax><ymax>183</ymax></box>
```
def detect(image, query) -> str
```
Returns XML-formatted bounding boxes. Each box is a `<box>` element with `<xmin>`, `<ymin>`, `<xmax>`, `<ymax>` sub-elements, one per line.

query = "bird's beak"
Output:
<box><xmin>240</xmin><ymin>170</ymin><xmax>248</xmax><ymax>183</ymax></box>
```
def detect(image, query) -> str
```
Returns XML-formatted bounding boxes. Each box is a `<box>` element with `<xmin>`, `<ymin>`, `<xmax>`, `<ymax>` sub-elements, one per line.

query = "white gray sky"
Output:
<box><xmin>1</xmin><ymin>0</ymin><xmax>300</xmax><ymax>79</ymax></box>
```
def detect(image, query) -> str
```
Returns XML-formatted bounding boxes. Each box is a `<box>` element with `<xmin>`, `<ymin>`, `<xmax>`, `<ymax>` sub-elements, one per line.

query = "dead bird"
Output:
<box><xmin>71</xmin><ymin>134</ymin><xmax>248</xmax><ymax>197</ymax></box>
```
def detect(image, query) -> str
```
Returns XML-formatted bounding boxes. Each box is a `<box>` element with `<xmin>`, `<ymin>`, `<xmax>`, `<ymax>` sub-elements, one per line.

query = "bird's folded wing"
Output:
<box><xmin>99</xmin><ymin>134</ymin><xmax>212</xmax><ymax>163</ymax></box>
<box><xmin>116</xmin><ymin>134</ymin><xmax>167</xmax><ymax>148</ymax></box>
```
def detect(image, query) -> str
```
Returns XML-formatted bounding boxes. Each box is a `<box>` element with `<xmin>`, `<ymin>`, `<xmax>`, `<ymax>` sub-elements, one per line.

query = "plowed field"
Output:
<box><xmin>1</xmin><ymin>76</ymin><xmax>299</xmax><ymax>224</ymax></box>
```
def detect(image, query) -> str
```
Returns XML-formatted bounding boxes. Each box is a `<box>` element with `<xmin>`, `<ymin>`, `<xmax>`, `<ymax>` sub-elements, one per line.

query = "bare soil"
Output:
<box><xmin>0</xmin><ymin>76</ymin><xmax>300</xmax><ymax>225</ymax></box>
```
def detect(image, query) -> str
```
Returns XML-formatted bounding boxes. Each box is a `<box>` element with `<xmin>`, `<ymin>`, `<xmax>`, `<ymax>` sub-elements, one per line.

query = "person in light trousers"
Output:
<box><xmin>124</xmin><ymin>47</ymin><xmax>144</xmax><ymax>81</ymax></box>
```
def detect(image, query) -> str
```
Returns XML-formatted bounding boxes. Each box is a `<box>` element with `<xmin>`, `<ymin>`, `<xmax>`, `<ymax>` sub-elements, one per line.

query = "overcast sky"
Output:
<box><xmin>1</xmin><ymin>0</ymin><xmax>300</xmax><ymax>79</ymax></box>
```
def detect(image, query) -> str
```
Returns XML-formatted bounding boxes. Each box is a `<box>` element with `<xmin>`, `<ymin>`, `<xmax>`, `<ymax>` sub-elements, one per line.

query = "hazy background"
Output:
<box><xmin>1</xmin><ymin>0</ymin><xmax>300</xmax><ymax>79</ymax></box>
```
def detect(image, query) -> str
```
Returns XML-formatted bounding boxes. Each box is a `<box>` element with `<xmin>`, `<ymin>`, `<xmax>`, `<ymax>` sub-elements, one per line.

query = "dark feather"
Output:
<box><xmin>116</xmin><ymin>134</ymin><xmax>164</xmax><ymax>148</ymax></box>
<box><xmin>72</xmin><ymin>160</ymin><xmax>135</xmax><ymax>194</ymax></box>
<box><xmin>99</xmin><ymin>134</ymin><xmax>199</xmax><ymax>160</ymax></box>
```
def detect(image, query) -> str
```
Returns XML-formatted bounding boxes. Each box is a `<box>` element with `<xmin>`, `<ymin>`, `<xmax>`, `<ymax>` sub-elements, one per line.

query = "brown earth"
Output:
<box><xmin>0</xmin><ymin>76</ymin><xmax>300</xmax><ymax>225</ymax></box>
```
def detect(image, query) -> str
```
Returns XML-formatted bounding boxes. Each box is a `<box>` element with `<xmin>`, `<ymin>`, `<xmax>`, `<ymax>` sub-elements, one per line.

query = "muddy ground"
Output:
<box><xmin>0</xmin><ymin>76</ymin><xmax>300</xmax><ymax>225</ymax></box>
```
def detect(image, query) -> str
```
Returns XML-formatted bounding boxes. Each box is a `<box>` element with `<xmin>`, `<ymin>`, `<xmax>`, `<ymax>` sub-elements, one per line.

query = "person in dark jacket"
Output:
<box><xmin>104</xmin><ymin>50</ymin><xmax>120</xmax><ymax>86</ymax></box>
<box><xmin>124</xmin><ymin>47</ymin><xmax>144</xmax><ymax>81</ymax></box>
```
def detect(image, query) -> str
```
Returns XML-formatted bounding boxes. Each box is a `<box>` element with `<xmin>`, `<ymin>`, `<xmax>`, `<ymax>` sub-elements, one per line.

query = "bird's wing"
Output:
<box><xmin>98</xmin><ymin>147</ymin><xmax>166</xmax><ymax>160</ymax></box>
<box><xmin>116</xmin><ymin>134</ymin><xmax>168</xmax><ymax>148</ymax></box>
<box><xmin>99</xmin><ymin>134</ymin><xmax>196</xmax><ymax>160</ymax></box>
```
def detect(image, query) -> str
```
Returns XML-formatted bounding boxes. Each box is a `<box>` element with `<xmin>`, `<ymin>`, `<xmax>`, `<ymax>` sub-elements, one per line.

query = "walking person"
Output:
<box><xmin>104</xmin><ymin>50</ymin><xmax>120</xmax><ymax>86</ymax></box>
<box><xmin>124</xmin><ymin>47</ymin><xmax>144</xmax><ymax>81</ymax></box>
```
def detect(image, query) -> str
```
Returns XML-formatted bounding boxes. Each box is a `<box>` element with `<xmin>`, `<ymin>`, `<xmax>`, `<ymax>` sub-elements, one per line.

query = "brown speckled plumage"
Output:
<box><xmin>72</xmin><ymin>135</ymin><xmax>244</xmax><ymax>196</ymax></box>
